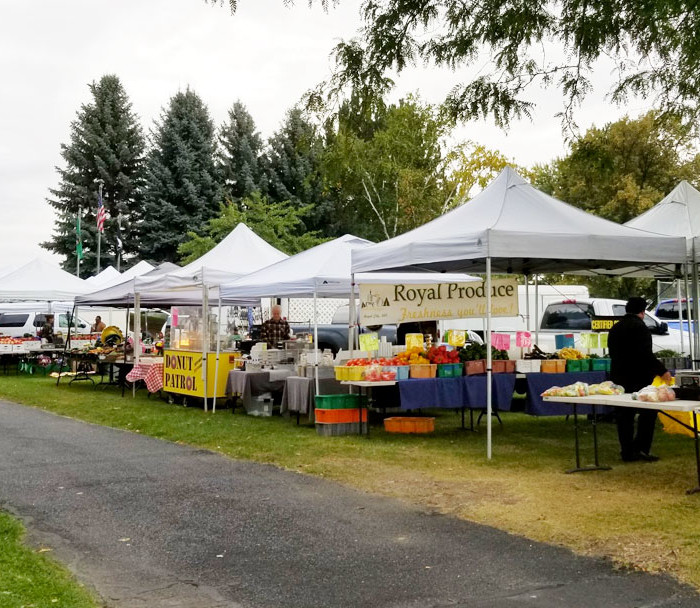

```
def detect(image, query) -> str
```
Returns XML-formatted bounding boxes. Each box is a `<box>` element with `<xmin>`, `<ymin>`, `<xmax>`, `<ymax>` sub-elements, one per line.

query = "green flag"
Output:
<box><xmin>76</xmin><ymin>212</ymin><xmax>84</xmax><ymax>260</ymax></box>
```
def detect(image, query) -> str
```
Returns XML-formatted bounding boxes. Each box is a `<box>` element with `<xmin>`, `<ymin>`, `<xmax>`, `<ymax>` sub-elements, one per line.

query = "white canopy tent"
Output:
<box><xmin>75</xmin><ymin>224</ymin><xmax>288</xmax><ymax>410</ymax></box>
<box><xmin>624</xmin><ymin>181</ymin><xmax>700</xmax><ymax>361</ymax></box>
<box><xmin>222</xmin><ymin>234</ymin><xmax>481</xmax><ymax>396</ymax></box>
<box><xmin>352</xmin><ymin>167</ymin><xmax>689</xmax><ymax>458</ymax></box>
<box><xmin>0</xmin><ymin>258</ymin><xmax>90</xmax><ymax>302</ymax></box>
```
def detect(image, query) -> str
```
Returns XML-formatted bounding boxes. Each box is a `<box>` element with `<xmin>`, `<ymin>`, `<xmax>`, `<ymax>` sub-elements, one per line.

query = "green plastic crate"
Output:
<box><xmin>566</xmin><ymin>359</ymin><xmax>583</xmax><ymax>372</ymax></box>
<box><xmin>315</xmin><ymin>394</ymin><xmax>364</xmax><ymax>409</ymax></box>
<box><xmin>437</xmin><ymin>363</ymin><xmax>463</xmax><ymax>378</ymax></box>
<box><xmin>590</xmin><ymin>358</ymin><xmax>611</xmax><ymax>372</ymax></box>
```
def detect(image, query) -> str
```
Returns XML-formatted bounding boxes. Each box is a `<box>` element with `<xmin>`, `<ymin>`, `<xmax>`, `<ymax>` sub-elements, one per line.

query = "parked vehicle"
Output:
<box><xmin>655</xmin><ymin>298</ymin><xmax>694</xmax><ymax>332</ymax></box>
<box><xmin>534</xmin><ymin>298</ymin><xmax>685</xmax><ymax>354</ymax></box>
<box><xmin>0</xmin><ymin>309</ymin><xmax>91</xmax><ymax>338</ymax></box>
<box><xmin>289</xmin><ymin>305</ymin><xmax>397</xmax><ymax>353</ymax></box>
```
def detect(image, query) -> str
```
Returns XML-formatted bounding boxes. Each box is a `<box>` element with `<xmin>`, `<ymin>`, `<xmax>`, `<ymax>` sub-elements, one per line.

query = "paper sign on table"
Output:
<box><xmin>172</xmin><ymin>307</ymin><xmax>179</xmax><ymax>327</ymax></box>
<box><xmin>579</xmin><ymin>333</ymin><xmax>600</xmax><ymax>349</ymax></box>
<box><xmin>554</xmin><ymin>334</ymin><xmax>575</xmax><ymax>349</ymax></box>
<box><xmin>447</xmin><ymin>330</ymin><xmax>466</xmax><ymax>347</ymax></box>
<box><xmin>405</xmin><ymin>333</ymin><xmax>424</xmax><ymax>350</ymax></box>
<box><xmin>599</xmin><ymin>333</ymin><xmax>609</xmax><ymax>349</ymax></box>
<box><xmin>359</xmin><ymin>332</ymin><xmax>379</xmax><ymax>352</ymax></box>
<box><xmin>515</xmin><ymin>331</ymin><xmax>532</xmax><ymax>348</ymax></box>
<box><xmin>491</xmin><ymin>333</ymin><xmax>511</xmax><ymax>350</ymax></box>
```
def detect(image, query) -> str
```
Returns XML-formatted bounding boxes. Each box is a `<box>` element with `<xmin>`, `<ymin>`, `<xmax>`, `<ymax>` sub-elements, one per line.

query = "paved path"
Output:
<box><xmin>0</xmin><ymin>399</ymin><xmax>698</xmax><ymax>608</ymax></box>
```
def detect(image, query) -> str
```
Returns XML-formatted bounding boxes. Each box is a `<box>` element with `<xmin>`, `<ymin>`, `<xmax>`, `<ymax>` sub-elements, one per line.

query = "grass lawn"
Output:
<box><xmin>0</xmin><ymin>510</ymin><xmax>97</xmax><ymax>607</ymax></box>
<box><xmin>0</xmin><ymin>374</ymin><xmax>699</xmax><ymax>593</ymax></box>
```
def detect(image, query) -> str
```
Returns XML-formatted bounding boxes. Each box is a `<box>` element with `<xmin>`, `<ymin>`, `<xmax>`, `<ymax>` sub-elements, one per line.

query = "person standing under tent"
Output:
<box><xmin>608</xmin><ymin>296</ymin><xmax>672</xmax><ymax>462</ymax></box>
<box><xmin>261</xmin><ymin>304</ymin><xmax>290</xmax><ymax>348</ymax></box>
<box><xmin>91</xmin><ymin>315</ymin><xmax>106</xmax><ymax>333</ymax></box>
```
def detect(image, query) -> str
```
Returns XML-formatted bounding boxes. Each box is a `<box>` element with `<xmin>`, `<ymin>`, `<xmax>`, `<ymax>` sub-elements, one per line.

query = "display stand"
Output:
<box><xmin>545</xmin><ymin>394</ymin><xmax>700</xmax><ymax>493</ymax></box>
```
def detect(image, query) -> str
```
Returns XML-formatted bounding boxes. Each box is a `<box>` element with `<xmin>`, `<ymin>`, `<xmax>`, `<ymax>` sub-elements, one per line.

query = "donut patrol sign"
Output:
<box><xmin>164</xmin><ymin>350</ymin><xmax>202</xmax><ymax>396</ymax></box>
<box><xmin>359</xmin><ymin>278</ymin><xmax>519</xmax><ymax>324</ymax></box>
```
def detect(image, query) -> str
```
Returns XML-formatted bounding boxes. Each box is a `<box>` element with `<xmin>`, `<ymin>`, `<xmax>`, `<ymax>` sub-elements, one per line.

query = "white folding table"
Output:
<box><xmin>544</xmin><ymin>394</ymin><xmax>700</xmax><ymax>494</ymax></box>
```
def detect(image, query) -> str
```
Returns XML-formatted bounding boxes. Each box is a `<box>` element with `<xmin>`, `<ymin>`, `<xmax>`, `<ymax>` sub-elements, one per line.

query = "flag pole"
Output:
<box><xmin>76</xmin><ymin>206</ymin><xmax>81</xmax><ymax>278</ymax></box>
<box><xmin>96</xmin><ymin>179</ymin><xmax>104</xmax><ymax>274</ymax></box>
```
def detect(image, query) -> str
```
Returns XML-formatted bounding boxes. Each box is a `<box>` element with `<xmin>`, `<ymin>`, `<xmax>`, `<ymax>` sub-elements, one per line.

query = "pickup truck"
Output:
<box><xmin>532</xmin><ymin>298</ymin><xmax>685</xmax><ymax>355</ymax></box>
<box><xmin>289</xmin><ymin>306</ymin><xmax>397</xmax><ymax>353</ymax></box>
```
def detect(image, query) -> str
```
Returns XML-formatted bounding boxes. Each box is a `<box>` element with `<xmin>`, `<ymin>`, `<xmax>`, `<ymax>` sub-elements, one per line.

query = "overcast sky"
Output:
<box><xmin>0</xmin><ymin>0</ymin><xmax>651</xmax><ymax>270</ymax></box>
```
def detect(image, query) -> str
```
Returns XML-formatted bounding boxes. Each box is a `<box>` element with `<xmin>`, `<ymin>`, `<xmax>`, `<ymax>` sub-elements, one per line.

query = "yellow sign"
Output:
<box><xmin>447</xmin><ymin>330</ymin><xmax>466</xmax><ymax>347</ymax></box>
<box><xmin>405</xmin><ymin>333</ymin><xmax>424</xmax><ymax>350</ymax></box>
<box><xmin>163</xmin><ymin>350</ymin><xmax>238</xmax><ymax>398</ymax></box>
<box><xmin>359</xmin><ymin>278</ymin><xmax>519</xmax><ymax>324</ymax></box>
<box><xmin>359</xmin><ymin>332</ymin><xmax>379</xmax><ymax>352</ymax></box>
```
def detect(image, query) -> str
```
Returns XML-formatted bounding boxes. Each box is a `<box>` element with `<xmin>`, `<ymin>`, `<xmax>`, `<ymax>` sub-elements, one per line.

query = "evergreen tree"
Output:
<box><xmin>217</xmin><ymin>101</ymin><xmax>264</xmax><ymax>201</ymax></box>
<box><xmin>140</xmin><ymin>88</ymin><xmax>221</xmax><ymax>263</ymax></box>
<box><xmin>263</xmin><ymin>108</ymin><xmax>330</xmax><ymax>233</ymax></box>
<box><xmin>43</xmin><ymin>74</ymin><xmax>145</xmax><ymax>275</ymax></box>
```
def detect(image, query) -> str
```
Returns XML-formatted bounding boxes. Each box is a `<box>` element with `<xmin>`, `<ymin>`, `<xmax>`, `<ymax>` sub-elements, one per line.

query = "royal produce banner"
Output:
<box><xmin>359</xmin><ymin>279</ymin><xmax>519</xmax><ymax>324</ymax></box>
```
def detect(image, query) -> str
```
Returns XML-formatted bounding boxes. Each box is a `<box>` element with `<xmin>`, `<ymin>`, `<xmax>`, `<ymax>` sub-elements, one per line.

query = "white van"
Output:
<box><xmin>0</xmin><ymin>310</ymin><xmax>91</xmax><ymax>338</ymax></box>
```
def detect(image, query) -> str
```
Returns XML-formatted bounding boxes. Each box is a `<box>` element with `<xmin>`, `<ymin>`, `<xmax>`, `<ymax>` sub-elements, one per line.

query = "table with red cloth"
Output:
<box><xmin>126</xmin><ymin>358</ymin><xmax>164</xmax><ymax>393</ymax></box>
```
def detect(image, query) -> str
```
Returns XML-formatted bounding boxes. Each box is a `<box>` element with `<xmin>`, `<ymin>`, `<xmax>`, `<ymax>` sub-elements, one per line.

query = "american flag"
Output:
<box><xmin>96</xmin><ymin>190</ymin><xmax>106</xmax><ymax>233</ymax></box>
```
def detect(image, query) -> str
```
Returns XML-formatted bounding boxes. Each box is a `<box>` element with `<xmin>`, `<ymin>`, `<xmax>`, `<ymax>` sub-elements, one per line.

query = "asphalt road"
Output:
<box><xmin>0</xmin><ymin>399</ymin><xmax>698</xmax><ymax>608</ymax></box>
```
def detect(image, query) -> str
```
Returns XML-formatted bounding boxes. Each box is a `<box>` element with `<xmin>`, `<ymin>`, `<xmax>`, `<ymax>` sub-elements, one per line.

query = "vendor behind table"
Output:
<box><xmin>261</xmin><ymin>304</ymin><xmax>290</xmax><ymax>349</ymax></box>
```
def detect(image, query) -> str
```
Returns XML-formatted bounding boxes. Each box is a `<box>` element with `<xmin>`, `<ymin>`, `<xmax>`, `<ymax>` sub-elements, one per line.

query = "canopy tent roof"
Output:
<box><xmin>351</xmin><ymin>167</ymin><xmax>689</xmax><ymax>276</ymax></box>
<box><xmin>576</xmin><ymin>181</ymin><xmax>700</xmax><ymax>279</ymax></box>
<box><xmin>76</xmin><ymin>224</ymin><xmax>286</xmax><ymax>307</ymax></box>
<box><xmin>0</xmin><ymin>258</ymin><xmax>90</xmax><ymax>302</ymax></box>
<box><xmin>84</xmin><ymin>266</ymin><xmax>121</xmax><ymax>287</ymax></box>
<box><xmin>221</xmin><ymin>234</ymin><xmax>480</xmax><ymax>301</ymax></box>
<box><xmin>164</xmin><ymin>223</ymin><xmax>288</xmax><ymax>287</ymax></box>
<box><xmin>626</xmin><ymin>181</ymin><xmax>700</xmax><ymax>244</ymax></box>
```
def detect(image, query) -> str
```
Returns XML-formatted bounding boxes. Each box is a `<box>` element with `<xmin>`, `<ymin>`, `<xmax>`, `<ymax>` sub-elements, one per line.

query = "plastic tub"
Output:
<box><xmin>315</xmin><ymin>408</ymin><xmax>368</xmax><ymax>424</ymax></box>
<box><xmin>409</xmin><ymin>364</ymin><xmax>437</xmax><ymax>378</ymax></box>
<box><xmin>437</xmin><ymin>363</ymin><xmax>463</xmax><ymax>378</ymax></box>
<box><xmin>541</xmin><ymin>359</ymin><xmax>567</xmax><ymax>373</ymax></box>
<box><xmin>591</xmin><ymin>358</ymin><xmax>611</xmax><ymax>372</ymax></box>
<box><xmin>316</xmin><ymin>422</ymin><xmax>363</xmax><ymax>436</ymax></box>
<box><xmin>383</xmin><ymin>365</ymin><xmax>410</xmax><ymax>380</ymax></box>
<box><xmin>384</xmin><ymin>417</ymin><xmax>435</xmax><ymax>434</ymax></box>
<box><xmin>315</xmin><ymin>394</ymin><xmax>362</xmax><ymax>409</ymax></box>
<box><xmin>464</xmin><ymin>360</ymin><xmax>486</xmax><ymax>375</ymax></box>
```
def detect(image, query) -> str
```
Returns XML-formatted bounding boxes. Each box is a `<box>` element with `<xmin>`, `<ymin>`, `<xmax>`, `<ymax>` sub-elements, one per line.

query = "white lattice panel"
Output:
<box><xmin>286</xmin><ymin>298</ymin><xmax>347</xmax><ymax>325</ymax></box>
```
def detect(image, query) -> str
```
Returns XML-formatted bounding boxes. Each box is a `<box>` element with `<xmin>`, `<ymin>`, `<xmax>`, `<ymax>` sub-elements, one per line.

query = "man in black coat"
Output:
<box><xmin>608</xmin><ymin>297</ymin><xmax>672</xmax><ymax>462</ymax></box>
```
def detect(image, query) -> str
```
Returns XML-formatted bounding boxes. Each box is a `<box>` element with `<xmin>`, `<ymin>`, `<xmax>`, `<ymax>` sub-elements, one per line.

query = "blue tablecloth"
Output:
<box><xmin>525</xmin><ymin>371</ymin><xmax>609</xmax><ymax>416</ymax></box>
<box><xmin>398</xmin><ymin>375</ymin><xmax>516</xmax><ymax>411</ymax></box>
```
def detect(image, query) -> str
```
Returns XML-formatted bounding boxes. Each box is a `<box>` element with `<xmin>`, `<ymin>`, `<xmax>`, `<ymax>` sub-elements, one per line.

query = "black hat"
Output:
<box><xmin>625</xmin><ymin>297</ymin><xmax>647</xmax><ymax>314</ymax></box>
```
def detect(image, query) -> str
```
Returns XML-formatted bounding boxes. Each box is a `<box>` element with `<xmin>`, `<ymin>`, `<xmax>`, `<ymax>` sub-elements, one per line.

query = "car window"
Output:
<box><xmin>541</xmin><ymin>303</ymin><xmax>594</xmax><ymax>330</ymax></box>
<box><xmin>656</xmin><ymin>302</ymin><xmax>689</xmax><ymax>320</ymax></box>
<box><xmin>0</xmin><ymin>313</ymin><xmax>30</xmax><ymax>327</ymax></box>
<box><xmin>611</xmin><ymin>305</ymin><xmax>626</xmax><ymax>316</ymax></box>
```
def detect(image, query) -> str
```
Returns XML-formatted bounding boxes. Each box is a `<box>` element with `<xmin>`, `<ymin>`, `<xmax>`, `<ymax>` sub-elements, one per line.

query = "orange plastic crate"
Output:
<box><xmin>315</xmin><ymin>408</ymin><xmax>368</xmax><ymax>424</ymax></box>
<box><xmin>541</xmin><ymin>359</ymin><xmax>567</xmax><ymax>373</ymax></box>
<box><xmin>384</xmin><ymin>417</ymin><xmax>435</xmax><ymax>434</ymax></box>
<box><xmin>409</xmin><ymin>364</ymin><xmax>437</xmax><ymax>378</ymax></box>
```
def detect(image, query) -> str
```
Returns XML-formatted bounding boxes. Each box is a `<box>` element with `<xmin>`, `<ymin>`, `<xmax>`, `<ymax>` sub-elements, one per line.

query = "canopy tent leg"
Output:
<box><xmin>486</xmin><ymin>256</ymin><xmax>492</xmax><ymax>460</ymax></box>
<box><xmin>684</xmin><ymin>265</ymin><xmax>694</xmax><ymax>365</ymax></box>
<box><xmin>678</xmin><ymin>277</ymin><xmax>685</xmax><ymax>355</ymax></box>
<box><xmin>213</xmin><ymin>290</ymin><xmax>222</xmax><ymax>413</ymax></box>
<box><xmin>202</xmin><ymin>284</ymin><xmax>209</xmax><ymax>412</ymax></box>
<box><xmin>524</xmin><ymin>275</ymin><xmax>530</xmax><ymax>333</ymax></box>
<box><xmin>133</xmin><ymin>293</ymin><xmax>140</xmax><ymax>398</ymax></box>
<box><xmin>349</xmin><ymin>273</ymin><xmax>356</xmax><ymax>356</ymax></box>
<box><xmin>534</xmin><ymin>275</ymin><xmax>539</xmax><ymax>349</ymax></box>
<box><xmin>121</xmin><ymin>300</ymin><xmax>130</xmax><ymax>397</ymax></box>
<box><xmin>314</xmin><ymin>286</ymin><xmax>320</xmax><ymax>396</ymax></box>
<box><xmin>57</xmin><ymin>304</ymin><xmax>76</xmax><ymax>386</ymax></box>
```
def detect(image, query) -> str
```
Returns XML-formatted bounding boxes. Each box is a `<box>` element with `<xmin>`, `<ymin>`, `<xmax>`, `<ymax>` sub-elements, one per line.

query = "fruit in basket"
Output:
<box><xmin>558</xmin><ymin>347</ymin><xmax>586</xmax><ymax>360</ymax></box>
<box><xmin>426</xmin><ymin>345</ymin><xmax>461</xmax><ymax>364</ymax></box>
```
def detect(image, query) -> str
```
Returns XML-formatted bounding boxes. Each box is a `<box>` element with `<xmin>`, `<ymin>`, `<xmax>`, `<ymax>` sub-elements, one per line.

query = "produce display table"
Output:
<box><xmin>544</xmin><ymin>394</ymin><xmax>700</xmax><ymax>494</ymax></box>
<box><xmin>280</xmin><ymin>376</ymin><xmax>346</xmax><ymax>422</ymax></box>
<box><xmin>126</xmin><ymin>358</ymin><xmax>165</xmax><ymax>393</ymax></box>
<box><xmin>525</xmin><ymin>371</ymin><xmax>608</xmax><ymax>415</ymax></box>
<box><xmin>226</xmin><ymin>369</ymin><xmax>294</xmax><ymax>413</ymax></box>
<box><xmin>397</xmin><ymin>375</ymin><xmax>517</xmax><ymax>412</ymax></box>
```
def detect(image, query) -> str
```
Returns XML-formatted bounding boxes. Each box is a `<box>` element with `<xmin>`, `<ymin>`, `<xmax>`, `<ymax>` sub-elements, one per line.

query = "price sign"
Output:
<box><xmin>516</xmin><ymin>331</ymin><xmax>532</xmax><ymax>348</ymax></box>
<box><xmin>447</xmin><ymin>330</ymin><xmax>466</xmax><ymax>347</ymax></box>
<box><xmin>491</xmin><ymin>333</ymin><xmax>511</xmax><ymax>350</ymax></box>
<box><xmin>555</xmin><ymin>334</ymin><xmax>575</xmax><ymax>349</ymax></box>
<box><xmin>580</xmin><ymin>333</ymin><xmax>600</xmax><ymax>349</ymax></box>
<box><xmin>405</xmin><ymin>333</ymin><xmax>424</xmax><ymax>350</ymax></box>
<box><xmin>599</xmin><ymin>333</ymin><xmax>609</xmax><ymax>349</ymax></box>
<box><xmin>359</xmin><ymin>332</ymin><xmax>379</xmax><ymax>352</ymax></box>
